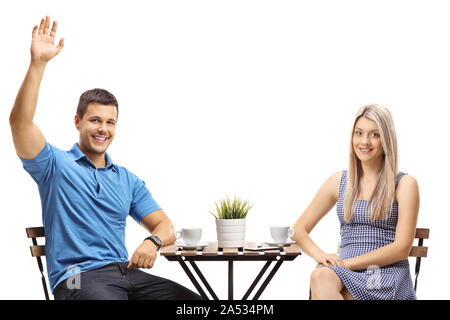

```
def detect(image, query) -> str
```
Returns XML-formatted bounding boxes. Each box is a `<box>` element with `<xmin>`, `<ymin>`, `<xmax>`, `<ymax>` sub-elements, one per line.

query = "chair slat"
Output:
<box><xmin>30</xmin><ymin>245</ymin><xmax>45</xmax><ymax>257</ymax></box>
<box><xmin>409</xmin><ymin>246</ymin><xmax>428</xmax><ymax>258</ymax></box>
<box><xmin>415</xmin><ymin>228</ymin><xmax>429</xmax><ymax>239</ymax></box>
<box><xmin>26</xmin><ymin>227</ymin><xmax>45</xmax><ymax>238</ymax></box>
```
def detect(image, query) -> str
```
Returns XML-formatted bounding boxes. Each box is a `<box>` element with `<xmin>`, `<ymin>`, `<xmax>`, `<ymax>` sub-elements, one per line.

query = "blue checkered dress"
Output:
<box><xmin>328</xmin><ymin>170</ymin><xmax>416</xmax><ymax>300</ymax></box>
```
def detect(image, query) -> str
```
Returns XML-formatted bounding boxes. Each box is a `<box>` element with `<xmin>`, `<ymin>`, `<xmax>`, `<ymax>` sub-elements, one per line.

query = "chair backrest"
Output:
<box><xmin>410</xmin><ymin>228</ymin><xmax>429</xmax><ymax>293</ymax></box>
<box><xmin>409</xmin><ymin>228</ymin><xmax>429</xmax><ymax>257</ymax></box>
<box><xmin>26</xmin><ymin>226</ymin><xmax>50</xmax><ymax>300</ymax></box>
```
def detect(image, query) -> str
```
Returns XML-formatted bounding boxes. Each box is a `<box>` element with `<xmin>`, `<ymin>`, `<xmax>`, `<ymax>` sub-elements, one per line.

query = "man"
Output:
<box><xmin>10</xmin><ymin>16</ymin><xmax>201</xmax><ymax>300</ymax></box>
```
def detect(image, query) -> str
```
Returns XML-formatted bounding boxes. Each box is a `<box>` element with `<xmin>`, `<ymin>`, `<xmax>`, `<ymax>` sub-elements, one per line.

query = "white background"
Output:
<box><xmin>0</xmin><ymin>0</ymin><xmax>448</xmax><ymax>300</ymax></box>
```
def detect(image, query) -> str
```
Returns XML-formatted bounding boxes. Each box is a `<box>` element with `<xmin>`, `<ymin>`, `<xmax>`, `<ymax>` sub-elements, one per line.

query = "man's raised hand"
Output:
<box><xmin>31</xmin><ymin>16</ymin><xmax>64</xmax><ymax>65</ymax></box>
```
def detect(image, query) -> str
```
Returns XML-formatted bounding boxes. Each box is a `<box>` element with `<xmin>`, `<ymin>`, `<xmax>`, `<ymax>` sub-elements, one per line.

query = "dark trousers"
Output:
<box><xmin>54</xmin><ymin>262</ymin><xmax>202</xmax><ymax>300</ymax></box>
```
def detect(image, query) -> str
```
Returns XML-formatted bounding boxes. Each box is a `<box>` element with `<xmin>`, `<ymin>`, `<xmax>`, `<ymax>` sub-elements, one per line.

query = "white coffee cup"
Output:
<box><xmin>270</xmin><ymin>226</ymin><xmax>296</xmax><ymax>243</ymax></box>
<box><xmin>175</xmin><ymin>228</ymin><xmax>202</xmax><ymax>245</ymax></box>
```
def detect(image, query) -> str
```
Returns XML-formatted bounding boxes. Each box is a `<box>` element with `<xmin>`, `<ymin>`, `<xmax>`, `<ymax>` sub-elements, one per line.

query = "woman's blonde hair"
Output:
<box><xmin>343</xmin><ymin>104</ymin><xmax>398</xmax><ymax>222</ymax></box>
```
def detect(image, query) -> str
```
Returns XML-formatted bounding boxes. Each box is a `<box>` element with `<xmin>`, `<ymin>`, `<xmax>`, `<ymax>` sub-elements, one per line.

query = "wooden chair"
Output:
<box><xmin>309</xmin><ymin>227</ymin><xmax>430</xmax><ymax>299</ymax></box>
<box><xmin>26</xmin><ymin>226</ymin><xmax>50</xmax><ymax>300</ymax></box>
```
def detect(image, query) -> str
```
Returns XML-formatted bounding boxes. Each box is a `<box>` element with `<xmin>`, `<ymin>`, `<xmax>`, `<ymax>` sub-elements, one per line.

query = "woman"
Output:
<box><xmin>292</xmin><ymin>104</ymin><xmax>419</xmax><ymax>300</ymax></box>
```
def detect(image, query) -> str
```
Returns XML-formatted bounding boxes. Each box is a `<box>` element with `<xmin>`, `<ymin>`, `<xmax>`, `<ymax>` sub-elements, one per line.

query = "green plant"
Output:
<box><xmin>209</xmin><ymin>196</ymin><xmax>253</xmax><ymax>219</ymax></box>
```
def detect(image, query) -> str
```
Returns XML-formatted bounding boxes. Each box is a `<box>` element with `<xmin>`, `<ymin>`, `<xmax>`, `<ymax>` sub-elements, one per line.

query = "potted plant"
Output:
<box><xmin>209</xmin><ymin>196</ymin><xmax>253</xmax><ymax>248</ymax></box>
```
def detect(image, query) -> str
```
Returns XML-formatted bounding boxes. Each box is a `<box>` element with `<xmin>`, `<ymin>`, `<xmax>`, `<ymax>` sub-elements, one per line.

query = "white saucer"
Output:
<box><xmin>175</xmin><ymin>241</ymin><xmax>208</xmax><ymax>249</ymax></box>
<box><xmin>264</xmin><ymin>239</ymin><xmax>296</xmax><ymax>247</ymax></box>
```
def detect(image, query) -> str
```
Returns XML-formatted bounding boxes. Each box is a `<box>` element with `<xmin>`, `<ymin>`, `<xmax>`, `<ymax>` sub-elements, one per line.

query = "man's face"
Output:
<box><xmin>75</xmin><ymin>102</ymin><xmax>117</xmax><ymax>157</ymax></box>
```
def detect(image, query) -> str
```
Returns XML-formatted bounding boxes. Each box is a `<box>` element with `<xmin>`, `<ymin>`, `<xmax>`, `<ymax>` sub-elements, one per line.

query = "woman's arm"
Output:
<box><xmin>343</xmin><ymin>175</ymin><xmax>420</xmax><ymax>270</ymax></box>
<box><xmin>292</xmin><ymin>171</ymin><xmax>344</xmax><ymax>266</ymax></box>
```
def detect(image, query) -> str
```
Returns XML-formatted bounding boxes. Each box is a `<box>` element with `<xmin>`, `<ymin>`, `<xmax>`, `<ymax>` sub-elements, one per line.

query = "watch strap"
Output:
<box><xmin>144</xmin><ymin>235</ymin><xmax>162</xmax><ymax>251</ymax></box>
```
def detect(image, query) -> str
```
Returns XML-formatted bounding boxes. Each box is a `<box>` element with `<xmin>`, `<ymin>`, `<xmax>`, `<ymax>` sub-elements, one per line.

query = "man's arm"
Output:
<box><xmin>9</xmin><ymin>16</ymin><xmax>64</xmax><ymax>159</ymax></box>
<box><xmin>127</xmin><ymin>210</ymin><xmax>176</xmax><ymax>269</ymax></box>
<box><xmin>140</xmin><ymin>210</ymin><xmax>176</xmax><ymax>246</ymax></box>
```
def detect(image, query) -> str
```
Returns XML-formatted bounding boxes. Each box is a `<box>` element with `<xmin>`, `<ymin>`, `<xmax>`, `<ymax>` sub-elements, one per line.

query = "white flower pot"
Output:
<box><xmin>215</xmin><ymin>218</ymin><xmax>246</xmax><ymax>248</ymax></box>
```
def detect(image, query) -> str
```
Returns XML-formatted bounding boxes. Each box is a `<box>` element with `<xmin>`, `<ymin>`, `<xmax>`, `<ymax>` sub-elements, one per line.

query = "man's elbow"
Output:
<box><xmin>9</xmin><ymin>109</ymin><xmax>23</xmax><ymax>128</ymax></box>
<box><xmin>164</xmin><ymin>221</ymin><xmax>176</xmax><ymax>245</ymax></box>
<box><xmin>9</xmin><ymin>113</ymin><xmax>18</xmax><ymax>128</ymax></box>
<box><xmin>166</xmin><ymin>234</ymin><xmax>176</xmax><ymax>245</ymax></box>
<box><xmin>9</xmin><ymin>116</ymin><xmax>31</xmax><ymax>131</ymax></box>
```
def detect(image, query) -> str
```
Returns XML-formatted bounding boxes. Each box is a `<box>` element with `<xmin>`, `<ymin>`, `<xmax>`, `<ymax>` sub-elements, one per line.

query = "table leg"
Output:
<box><xmin>241</xmin><ymin>261</ymin><xmax>272</xmax><ymax>300</ymax></box>
<box><xmin>228</xmin><ymin>260</ymin><xmax>233</xmax><ymax>300</ymax></box>
<box><xmin>177</xmin><ymin>257</ymin><xmax>209</xmax><ymax>300</ymax></box>
<box><xmin>252</xmin><ymin>257</ymin><xmax>285</xmax><ymax>300</ymax></box>
<box><xmin>188</xmin><ymin>261</ymin><xmax>219</xmax><ymax>300</ymax></box>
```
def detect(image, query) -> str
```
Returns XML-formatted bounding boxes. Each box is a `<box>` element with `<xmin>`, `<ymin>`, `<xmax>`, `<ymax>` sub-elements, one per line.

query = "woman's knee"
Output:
<box><xmin>310</xmin><ymin>267</ymin><xmax>341</xmax><ymax>288</ymax></box>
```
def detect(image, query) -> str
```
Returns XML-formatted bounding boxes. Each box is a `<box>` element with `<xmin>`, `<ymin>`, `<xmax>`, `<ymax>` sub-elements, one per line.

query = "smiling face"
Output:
<box><xmin>352</xmin><ymin>116</ymin><xmax>384</xmax><ymax>164</ymax></box>
<box><xmin>75</xmin><ymin>102</ymin><xmax>117</xmax><ymax>159</ymax></box>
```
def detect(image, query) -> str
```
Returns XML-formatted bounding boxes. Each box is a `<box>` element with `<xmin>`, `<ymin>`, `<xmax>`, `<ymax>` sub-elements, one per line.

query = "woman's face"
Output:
<box><xmin>352</xmin><ymin>116</ymin><xmax>384</xmax><ymax>164</ymax></box>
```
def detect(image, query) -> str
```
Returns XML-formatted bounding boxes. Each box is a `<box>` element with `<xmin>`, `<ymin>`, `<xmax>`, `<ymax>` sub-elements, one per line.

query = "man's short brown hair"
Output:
<box><xmin>77</xmin><ymin>88</ymin><xmax>119</xmax><ymax>119</ymax></box>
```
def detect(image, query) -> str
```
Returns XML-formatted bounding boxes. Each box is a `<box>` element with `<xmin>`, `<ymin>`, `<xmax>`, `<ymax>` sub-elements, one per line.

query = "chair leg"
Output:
<box><xmin>414</xmin><ymin>238</ymin><xmax>424</xmax><ymax>293</ymax></box>
<box><xmin>31</xmin><ymin>237</ymin><xmax>50</xmax><ymax>300</ymax></box>
<box><xmin>36</xmin><ymin>256</ymin><xmax>50</xmax><ymax>300</ymax></box>
<box><xmin>414</xmin><ymin>256</ymin><xmax>421</xmax><ymax>293</ymax></box>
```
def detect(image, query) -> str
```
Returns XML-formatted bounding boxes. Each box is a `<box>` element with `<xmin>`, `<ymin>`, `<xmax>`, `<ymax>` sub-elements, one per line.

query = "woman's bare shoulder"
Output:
<box><xmin>396</xmin><ymin>173</ymin><xmax>419</xmax><ymax>201</ymax></box>
<box><xmin>325</xmin><ymin>170</ymin><xmax>344</xmax><ymax>201</ymax></box>
<box><xmin>398</xmin><ymin>174</ymin><xmax>418</xmax><ymax>190</ymax></box>
<box><xmin>331</xmin><ymin>170</ymin><xmax>344</xmax><ymax>181</ymax></box>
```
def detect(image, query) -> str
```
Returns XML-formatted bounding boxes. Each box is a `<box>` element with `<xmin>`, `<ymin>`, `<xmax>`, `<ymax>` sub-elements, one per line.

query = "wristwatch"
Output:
<box><xmin>144</xmin><ymin>235</ymin><xmax>162</xmax><ymax>251</ymax></box>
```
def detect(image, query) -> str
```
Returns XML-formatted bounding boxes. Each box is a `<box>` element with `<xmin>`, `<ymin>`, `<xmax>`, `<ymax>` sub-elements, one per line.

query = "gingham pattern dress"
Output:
<box><xmin>328</xmin><ymin>170</ymin><xmax>417</xmax><ymax>300</ymax></box>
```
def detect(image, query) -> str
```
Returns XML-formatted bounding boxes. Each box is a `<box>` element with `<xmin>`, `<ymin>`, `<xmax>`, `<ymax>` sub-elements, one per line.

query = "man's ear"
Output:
<box><xmin>74</xmin><ymin>114</ymin><xmax>80</xmax><ymax>131</ymax></box>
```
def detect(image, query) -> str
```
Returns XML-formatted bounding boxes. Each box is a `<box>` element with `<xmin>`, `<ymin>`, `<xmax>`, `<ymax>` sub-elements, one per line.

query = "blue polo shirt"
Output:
<box><xmin>20</xmin><ymin>142</ymin><xmax>161</xmax><ymax>292</ymax></box>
